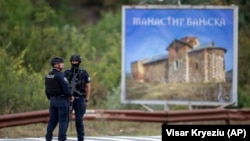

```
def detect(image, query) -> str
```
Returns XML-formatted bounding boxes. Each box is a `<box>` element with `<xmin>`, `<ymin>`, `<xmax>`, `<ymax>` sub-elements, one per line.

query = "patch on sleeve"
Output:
<box><xmin>46</xmin><ymin>75</ymin><xmax>54</xmax><ymax>78</ymax></box>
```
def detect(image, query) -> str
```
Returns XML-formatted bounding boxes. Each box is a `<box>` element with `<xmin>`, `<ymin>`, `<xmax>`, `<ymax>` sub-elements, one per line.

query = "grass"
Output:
<box><xmin>0</xmin><ymin>120</ymin><xmax>162</xmax><ymax>138</ymax></box>
<box><xmin>126</xmin><ymin>80</ymin><xmax>232</xmax><ymax>101</ymax></box>
<box><xmin>1</xmin><ymin>119</ymin><xmax>250</xmax><ymax>138</ymax></box>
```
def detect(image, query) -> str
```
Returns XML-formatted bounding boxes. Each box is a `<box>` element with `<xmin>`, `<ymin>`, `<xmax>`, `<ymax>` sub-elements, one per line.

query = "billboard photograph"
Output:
<box><xmin>121</xmin><ymin>5</ymin><xmax>238</xmax><ymax>106</ymax></box>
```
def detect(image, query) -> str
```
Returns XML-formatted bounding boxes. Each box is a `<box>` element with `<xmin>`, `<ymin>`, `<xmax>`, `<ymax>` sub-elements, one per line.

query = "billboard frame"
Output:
<box><xmin>121</xmin><ymin>5</ymin><xmax>238</xmax><ymax>107</ymax></box>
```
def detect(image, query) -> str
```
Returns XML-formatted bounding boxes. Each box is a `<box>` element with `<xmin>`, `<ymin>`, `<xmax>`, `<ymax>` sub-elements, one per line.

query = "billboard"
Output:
<box><xmin>121</xmin><ymin>5</ymin><xmax>238</xmax><ymax>107</ymax></box>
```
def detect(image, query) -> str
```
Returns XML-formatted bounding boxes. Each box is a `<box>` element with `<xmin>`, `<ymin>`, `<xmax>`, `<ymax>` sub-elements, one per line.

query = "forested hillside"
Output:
<box><xmin>0</xmin><ymin>0</ymin><xmax>250</xmax><ymax>114</ymax></box>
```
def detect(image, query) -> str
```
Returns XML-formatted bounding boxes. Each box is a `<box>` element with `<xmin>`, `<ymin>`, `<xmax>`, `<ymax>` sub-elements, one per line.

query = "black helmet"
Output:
<box><xmin>70</xmin><ymin>54</ymin><xmax>82</xmax><ymax>63</ymax></box>
<box><xmin>51</xmin><ymin>56</ymin><xmax>64</xmax><ymax>66</ymax></box>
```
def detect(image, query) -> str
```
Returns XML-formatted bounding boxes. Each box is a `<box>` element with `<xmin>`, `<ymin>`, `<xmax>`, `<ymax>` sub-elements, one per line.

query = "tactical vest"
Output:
<box><xmin>65</xmin><ymin>69</ymin><xmax>86</xmax><ymax>95</ymax></box>
<box><xmin>45</xmin><ymin>71</ymin><xmax>63</xmax><ymax>96</ymax></box>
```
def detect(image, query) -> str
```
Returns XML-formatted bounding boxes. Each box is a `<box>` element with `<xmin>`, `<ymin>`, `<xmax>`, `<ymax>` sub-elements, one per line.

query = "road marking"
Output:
<box><xmin>0</xmin><ymin>136</ymin><xmax>161</xmax><ymax>141</ymax></box>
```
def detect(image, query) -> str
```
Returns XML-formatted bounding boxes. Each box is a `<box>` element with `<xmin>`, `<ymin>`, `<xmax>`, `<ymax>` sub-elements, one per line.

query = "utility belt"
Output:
<box><xmin>49</xmin><ymin>94</ymin><xmax>65</xmax><ymax>97</ymax></box>
<box><xmin>73</xmin><ymin>94</ymin><xmax>86</xmax><ymax>99</ymax></box>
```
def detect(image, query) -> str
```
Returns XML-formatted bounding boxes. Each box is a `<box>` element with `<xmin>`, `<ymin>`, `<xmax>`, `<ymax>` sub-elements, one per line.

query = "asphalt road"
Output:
<box><xmin>0</xmin><ymin>136</ymin><xmax>161</xmax><ymax>141</ymax></box>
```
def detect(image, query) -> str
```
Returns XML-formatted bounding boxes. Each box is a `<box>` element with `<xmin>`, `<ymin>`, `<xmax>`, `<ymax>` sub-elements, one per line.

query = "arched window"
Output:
<box><xmin>195</xmin><ymin>62</ymin><xmax>199</xmax><ymax>70</ymax></box>
<box><xmin>174</xmin><ymin>60</ymin><xmax>179</xmax><ymax>70</ymax></box>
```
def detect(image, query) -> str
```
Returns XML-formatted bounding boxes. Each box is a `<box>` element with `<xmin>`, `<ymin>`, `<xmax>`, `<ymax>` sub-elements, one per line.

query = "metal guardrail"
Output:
<box><xmin>1</xmin><ymin>108</ymin><xmax>250</xmax><ymax>129</ymax></box>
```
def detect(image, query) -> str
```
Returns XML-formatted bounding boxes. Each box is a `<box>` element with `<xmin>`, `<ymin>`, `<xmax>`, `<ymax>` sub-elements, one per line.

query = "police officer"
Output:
<box><xmin>64</xmin><ymin>54</ymin><xmax>91</xmax><ymax>141</ymax></box>
<box><xmin>45</xmin><ymin>56</ymin><xmax>74</xmax><ymax>141</ymax></box>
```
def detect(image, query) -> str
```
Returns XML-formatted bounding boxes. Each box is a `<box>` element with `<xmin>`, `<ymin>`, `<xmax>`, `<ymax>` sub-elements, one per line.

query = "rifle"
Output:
<box><xmin>69</xmin><ymin>69</ymin><xmax>85</xmax><ymax>130</ymax></box>
<box><xmin>68</xmin><ymin>69</ymin><xmax>83</xmax><ymax>95</ymax></box>
<box><xmin>68</xmin><ymin>69</ymin><xmax>81</xmax><ymax>131</ymax></box>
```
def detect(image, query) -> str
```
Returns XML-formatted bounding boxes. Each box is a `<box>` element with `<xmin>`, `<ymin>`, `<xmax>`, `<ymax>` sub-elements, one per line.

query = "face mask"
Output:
<box><xmin>71</xmin><ymin>63</ymin><xmax>80</xmax><ymax>68</ymax></box>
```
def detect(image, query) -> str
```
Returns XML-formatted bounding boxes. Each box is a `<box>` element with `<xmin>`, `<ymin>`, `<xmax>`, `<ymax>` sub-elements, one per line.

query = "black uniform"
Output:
<box><xmin>64</xmin><ymin>67</ymin><xmax>90</xmax><ymax>141</ymax></box>
<box><xmin>45</xmin><ymin>68</ymin><xmax>72</xmax><ymax>141</ymax></box>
